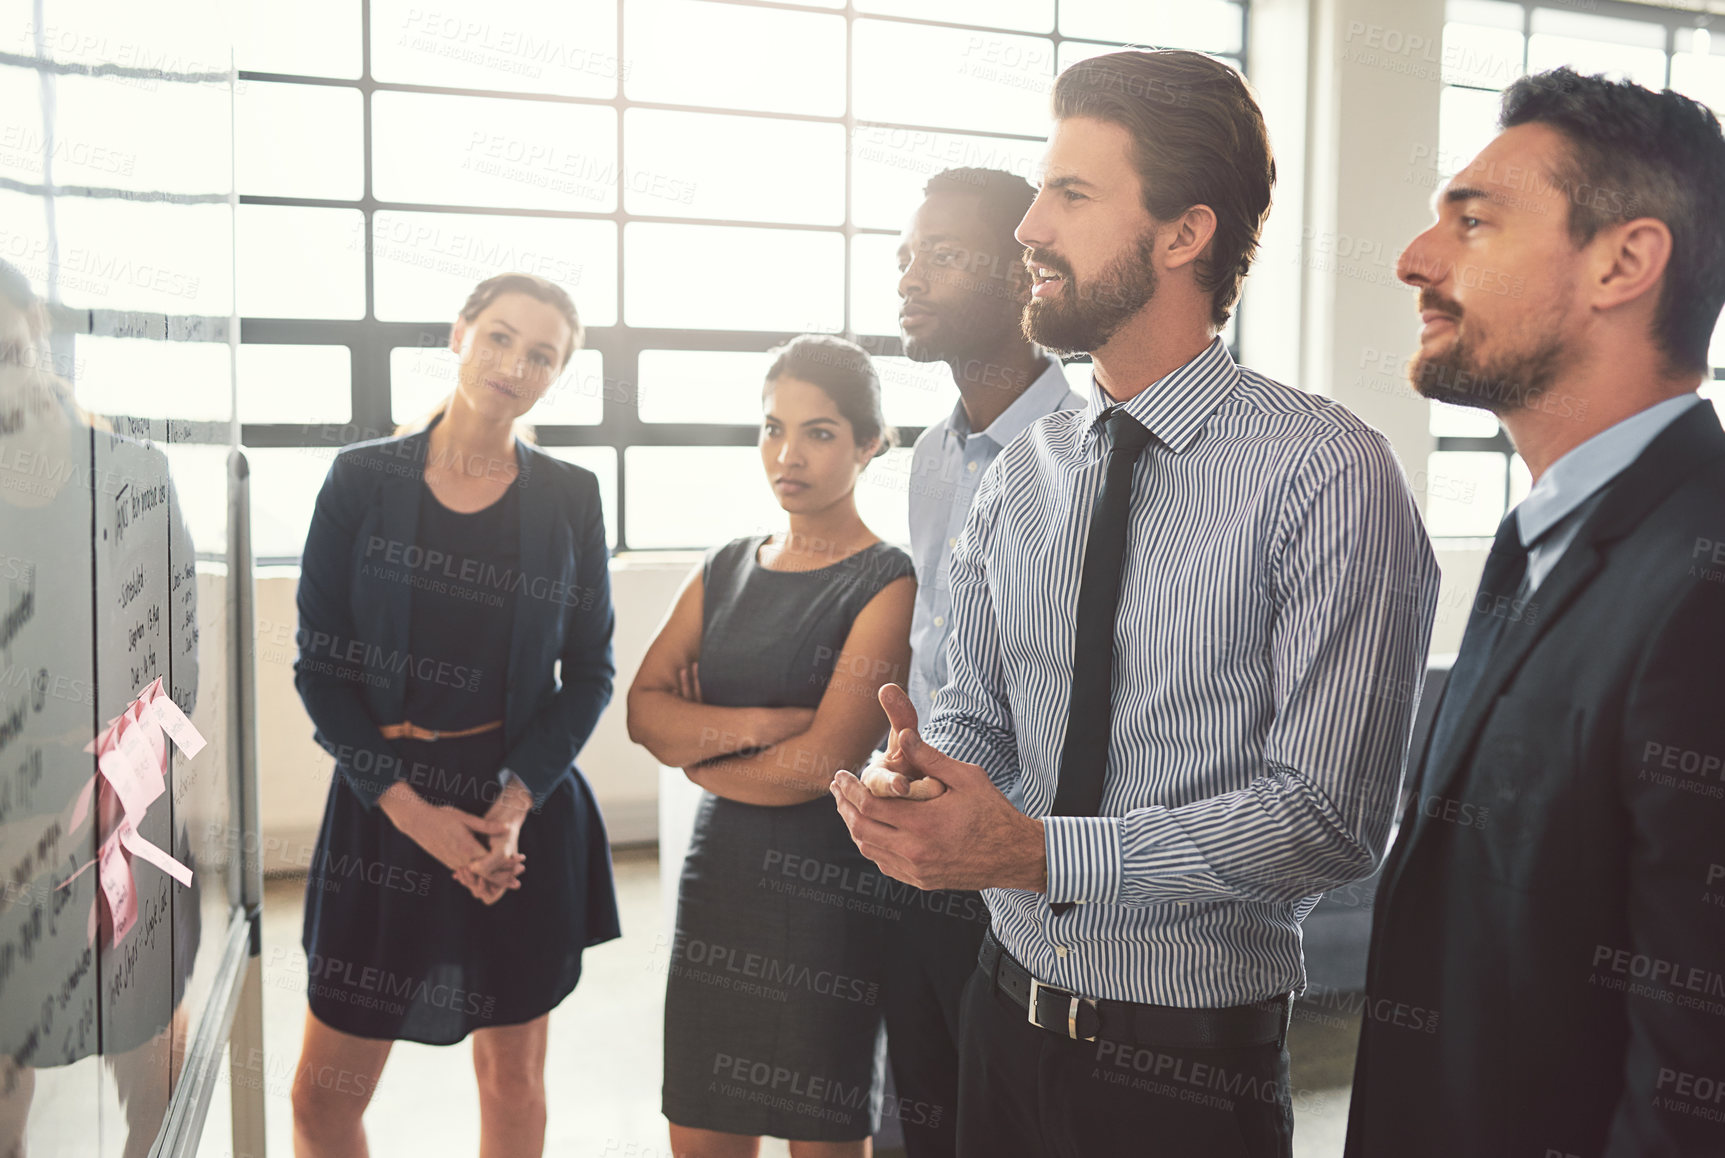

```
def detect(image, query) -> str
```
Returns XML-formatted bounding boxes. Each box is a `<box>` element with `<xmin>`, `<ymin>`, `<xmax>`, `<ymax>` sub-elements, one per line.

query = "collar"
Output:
<box><xmin>944</xmin><ymin>354</ymin><xmax>1073</xmax><ymax>447</ymax></box>
<box><xmin>1079</xmin><ymin>336</ymin><xmax>1240</xmax><ymax>454</ymax></box>
<box><xmin>1515</xmin><ymin>393</ymin><xmax>1703</xmax><ymax>548</ymax></box>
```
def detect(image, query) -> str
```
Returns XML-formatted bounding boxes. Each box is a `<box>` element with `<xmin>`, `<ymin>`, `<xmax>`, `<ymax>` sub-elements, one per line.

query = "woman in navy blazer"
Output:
<box><xmin>290</xmin><ymin>273</ymin><xmax>619</xmax><ymax>1157</ymax></box>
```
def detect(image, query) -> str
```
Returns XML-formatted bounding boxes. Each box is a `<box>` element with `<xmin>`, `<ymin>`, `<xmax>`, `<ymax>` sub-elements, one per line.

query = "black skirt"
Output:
<box><xmin>662</xmin><ymin>792</ymin><xmax>890</xmax><ymax>1140</ymax></box>
<box><xmin>300</xmin><ymin>729</ymin><xmax>621</xmax><ymax>1045</ymax></box>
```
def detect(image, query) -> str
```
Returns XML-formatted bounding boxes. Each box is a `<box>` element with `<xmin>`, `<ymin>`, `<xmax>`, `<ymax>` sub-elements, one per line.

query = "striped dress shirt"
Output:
<box><xmin>921</xmin><ymin>337</ymin><xmax>1440</xmax><ymax>1007</ymax></box>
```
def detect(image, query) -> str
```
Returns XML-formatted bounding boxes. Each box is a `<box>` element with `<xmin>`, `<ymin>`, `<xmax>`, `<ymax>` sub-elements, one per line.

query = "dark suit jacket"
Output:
<box><xmin>1346</xmin><ymin>401</ymin><xmax>1725</xmax><ymax>1158</ymax></box>
<box><xmin>294</xmin><ymin>419</ymin><xmax>615</xmax><ymax>808</ymax></box>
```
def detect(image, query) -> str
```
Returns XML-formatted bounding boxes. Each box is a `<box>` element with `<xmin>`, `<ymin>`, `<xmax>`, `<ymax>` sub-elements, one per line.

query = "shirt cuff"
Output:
<box><xmin>1042</xmin><ymin>816</ymin><xmax>1124</xmax><ymax>905</ymax></box>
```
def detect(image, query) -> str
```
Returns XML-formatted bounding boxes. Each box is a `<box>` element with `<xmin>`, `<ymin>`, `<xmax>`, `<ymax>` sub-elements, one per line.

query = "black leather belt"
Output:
<box><xmin>979</xmin><ymin>930</ymin><xmax>1291</xmax><ymax>1050</ymax></box>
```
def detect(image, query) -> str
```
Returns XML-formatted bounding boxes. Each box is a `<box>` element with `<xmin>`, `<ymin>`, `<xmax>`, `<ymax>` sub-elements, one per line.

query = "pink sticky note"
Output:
<box><xmin>143</xmin><ymin>687</ymin><xmax>205</xmax><ymax>759</ymax></box>
<box><xmin>98</xmin><ymin>741</ymin><xmax>162</xmax><ymax>822</ymax></box>
<box><xmin>98</xmin><ymin>832</ymin><xmax>136</xmax><ymax>944</ymax></box>
<box><xmin>118</xmin><ymin>822</ymin><xmax>193</xmax><ymax>888</ymax></box>
<box><xmin>118</xmin><ymin>701</ymin><xmax>167</xmax><ymax>779</ymax></box>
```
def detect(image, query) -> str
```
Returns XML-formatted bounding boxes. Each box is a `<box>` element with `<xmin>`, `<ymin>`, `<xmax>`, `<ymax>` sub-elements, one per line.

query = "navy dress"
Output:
<box><xmin>662</xmin><ymin>535</ymin><xmax>916</xmax><ymax>1140</ymax></box>
<box><xmin>301</xmin><ymin>478</ymin><xmax>620</xmax><ymax>1045</ymax></box>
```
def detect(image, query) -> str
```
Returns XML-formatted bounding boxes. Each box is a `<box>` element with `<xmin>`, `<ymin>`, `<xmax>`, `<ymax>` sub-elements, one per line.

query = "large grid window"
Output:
<box><xmin>235</xmin><ymin>0</ymin><xmax>1247</xmax><ymax>558</ymax></box>
<box><xmin>1429</xmin><ymin>0</ymin><xmax>1725</xmax><ymax>538</ymax></box>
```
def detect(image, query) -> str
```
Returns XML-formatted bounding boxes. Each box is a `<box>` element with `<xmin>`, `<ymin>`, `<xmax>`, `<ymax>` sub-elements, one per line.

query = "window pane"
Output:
<box><xmin>624</xmin><ymin>224</ymin><xmax>843</xmax><ymax>332</ymax></box>
<box><xmin>50</xmin><ymin>78</ymin><xmax>226</xmax><ymax>197</ymax></box>
<box><xmin>237</xmin><ymin>0</ymin><xmax>362</xmax><ymax>78</ymax></box>
<box><xmin>625</xmin><ymin>446</ymin><xmax>781</xmax><ymax>548</ymax></box>
<box><xmin>1423</xmin><ymin>450</ymin><xmax>1506</xmax><ymax>536</ymax></box>
<box><xmin>0</xmin><ymin>65</ymin><xmax>44</xmax><ymax>188</ymax></box>
<box><xmin>30</xmin><ymin>0</ymin><xmax>229</xmax><ymax>76</ymax></box>
<box><xmin>372</xmin><ymin>92</ymin><xmax>618</xmax><ymax>213</ymax></box>
<box><xmin>55</xmin><ymin>198</ymin><xmax>233</xmax><ymax>315</ymax></box>
<box><xmin>370</xmin><ymin>212</ymin><xmax>617</xmax><ymax>326</ymax></box>
<box><xmin>370</xmin><ymin>0</ymin><xmax>621</xmax><ymax>99</ymax></box>
<box><xmin>1428</xmin><ymin>399</ymin><xmax>1499</xmax><ymax>438</ymax></box>
<box><xmin>11</xmin><ymin>68</ymin><xmax>178</xmax><ymax>194</ymax></box>
<box><xmin>851</xmin><ymin>125</ymin><xmax>1043</xmax><ymax>231</ymax></box>
<box><xmin>850</xmin><ymin>232</ymin><xmax>903</xmax><ymax>337</ymax></box>
<box><xmin>237</xmin><ymin>81</ymin><xmax>363</xmax><ymax>199</ymax></box>
<box><xmin>543</xmin><ymin>446</ymin><xmax>618</xmax><ymax>547</ymax></box>
<box><xmin>73</xmin><ymin>335</ymin><xmax>231</xmax><ymax>421</ymax></box>
<box><xmin>1442</xmin><ymin>20</ymin><xmax>1524</xmax><ymax>89</ymax></box>
<box><xmin>390</xmin><ymin>345</ymin><xmax>604</xmax><ymax>425</ymax></box>
<box><xmin>1671</xmin><ymin>37</ymin><xmax>1725</xmax><ymax>114</ymax></box>
<box><xmin>625</xmin><ymin>110</ymin><xmax>843</xmax><ymax>225</ymax></box>
<box><xmin>540</xmin><ymin>350</ymin><xmax>609</xmax><ymax>425</ymax></box>
<box><xmin>238</xmin><ymin>344</ymin><xmax>351</xmax><ymax>423</ymax></box>
<box><xmin>1508</xmin><ymin>453</ymin><xmax>1531</xmax><ymax>508</ymax></box>
<box><xmin>1437</xmin><ymin>85</ymin><xmax>1503</xmax><ymax>177</ymax></box>
<box><xmin>0</xmin><ymin>189</ymin><xmax>48</xmax><ymax>286</ymax></box>
<box><xmin>875</xmin><ymin>356</ymin><xmax>958</xmax><ymax>431</ymax></box>
<box><xmin>1527</xmin><ymin>9</ymin><xmax>1667</xmax><ymax>89</ymax></box>
<box><xmin>53</xmin><ymin>75</ymin><xmax>231</xmax><ymax>195</ymax></box>
<box><xmin>855</xmin><ymin>0</ymin><xmax>1052</xmax><ymax>34</ymax></box>
<box><xmin>237</xmin><ymin>205</ymin><xmax>365</xmax><ymax>319</ymax></box>
<box><xmin>161</xmin><ymin>442</ymin><xmax>230</xmax><ymax>556</ymax></box>
<box><xmin>625</xmin><ymin>0</ymin><xmax>845</xmax><ymax>116</ymax></box>
<box><xmin>854</xmin><ymin>446</ymin><xmax>914</xmax><ymax>547</ymax></box>
<box><xmin>1448</xmin><ymin>0</ymin><xmax>1522</xmax><ymax>28</ymax></box>
<box><xmin>638</xmin><ymin>350</ymin><xmax>767</xmax><ymax>425</ymax></box>
<box><xmin>854</xmin><ymin>20</ymin><xmax>1053</xmax><ymax>136</ymax></box>
<box><xmin>1058</xmin><ymin>0</ymin><xmax>1244</xmax><ymax>54</ymax></box>
<box><xmin>246</xmin><ymin>444</ymin><xmax>340</xmax><ymax>560</ymax></box>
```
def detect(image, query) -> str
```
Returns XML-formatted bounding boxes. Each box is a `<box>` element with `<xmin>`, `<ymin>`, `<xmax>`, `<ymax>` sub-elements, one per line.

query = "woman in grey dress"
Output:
<box><xmin>628</xmin><ymin>334</ymin><xmax>915</xmax><ymax>1158</ymax></box>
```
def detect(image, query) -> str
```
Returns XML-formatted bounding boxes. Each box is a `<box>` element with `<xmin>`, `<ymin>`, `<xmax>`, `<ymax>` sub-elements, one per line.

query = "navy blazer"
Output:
<box><xmin>1347</xmin><ymin>401</ymin><xmax>1725</xmax><ymax>1158</ymax></box>
<box><xmin>294</xmin><ymin>420</ymin><xmax>615</xmax><ymax>809</ymax></box>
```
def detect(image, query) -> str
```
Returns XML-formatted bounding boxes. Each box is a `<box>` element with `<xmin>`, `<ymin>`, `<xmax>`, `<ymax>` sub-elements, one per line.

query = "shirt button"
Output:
<box><xmin>933</xmin><ymin>616</ymin><xmax>944</xmax><ymax>627</ymax></box>
<box><xmin>948</xmin><ymin>537</ymin><xmax>957</xmax><ymax>548</ymax></box>
<box><xmin>967</xmin><ymin>461</ymin><xmax>978</xmax><ymax>472</ymax></box>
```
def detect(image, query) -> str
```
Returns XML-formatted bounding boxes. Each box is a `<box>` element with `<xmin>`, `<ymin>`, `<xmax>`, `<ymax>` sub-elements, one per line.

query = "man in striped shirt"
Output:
<box><xmin>832</xmin><ymin>50</ymin><xmax>1439</xmax><ymax>1158</ymax></box>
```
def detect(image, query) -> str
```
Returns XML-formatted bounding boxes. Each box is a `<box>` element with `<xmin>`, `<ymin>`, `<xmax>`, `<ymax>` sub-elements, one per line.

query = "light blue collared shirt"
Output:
<box><xmin>904</xmin><ymin>356</ymin><xmax>1085</xmax><ymax>724</ymax></box>
<box><xmin>1515</xmin><ymin>394</ymin><xmax>1703</xmax><ymax>591</ymax></box>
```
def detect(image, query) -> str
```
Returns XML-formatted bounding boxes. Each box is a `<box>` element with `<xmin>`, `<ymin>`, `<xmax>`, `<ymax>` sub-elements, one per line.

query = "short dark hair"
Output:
<box><xmin>1051</xmin><ymin>49</ymin><xmax>1275</xmax><ymax>328</ymax></box>
<box><xmin>922</xmin><ymin>167</ymin><xmax>1037</xmax><ymax>253</ymax></box>
<box><xmin>1500</xmin><ymin>68</ymin><xmax>1725</xmax><ymax>376</ymax></box>
<box><xmin>763</xmin><ymin>334</ymin><xmax>896</xmax><ymax>458</ymax></box>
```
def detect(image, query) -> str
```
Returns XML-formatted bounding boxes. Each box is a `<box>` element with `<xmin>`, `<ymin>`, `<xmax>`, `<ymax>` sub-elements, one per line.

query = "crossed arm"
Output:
<box><xmin>628</xmin><ymin>563</ymin><xmax>916</xmax><ymax>805</ymax></box>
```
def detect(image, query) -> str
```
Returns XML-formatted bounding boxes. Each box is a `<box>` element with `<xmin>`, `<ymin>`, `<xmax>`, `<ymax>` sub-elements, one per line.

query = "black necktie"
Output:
<box><xmin>1049</xmin><ymin>409</ymin><xmax>1153</xmax><ymax>914</ymax></box>
<box><xmin>1423</xmin><ymin>510</ymin><xmax>1529</xmax><ymax>773</ymax></box>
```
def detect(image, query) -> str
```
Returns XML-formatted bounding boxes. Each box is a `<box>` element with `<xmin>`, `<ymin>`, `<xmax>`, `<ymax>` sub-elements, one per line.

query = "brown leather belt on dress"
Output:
<box><xmin>377</xmin><ymin>719</ymin><xmax>503</xmax><ymax>742</ymax></box>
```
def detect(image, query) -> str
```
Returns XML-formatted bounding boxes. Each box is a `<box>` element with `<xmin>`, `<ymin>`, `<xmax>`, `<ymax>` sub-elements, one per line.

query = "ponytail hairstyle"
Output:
<box><xmin>395</xmin><ymin>272</ymin><xmax>583</xmax><ymax>439</ymax></box>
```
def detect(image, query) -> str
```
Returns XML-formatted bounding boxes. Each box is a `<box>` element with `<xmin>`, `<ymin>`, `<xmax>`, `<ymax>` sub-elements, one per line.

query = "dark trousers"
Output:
<box><xmin>955</xmin><ymin>966</ymin><xmax>1293</xmax><ymax>1158</ymax></box>
<box><xmin>882</xmin><ymin>889</ymin><xmax>990</xmax><ymax>1157</ymax></box>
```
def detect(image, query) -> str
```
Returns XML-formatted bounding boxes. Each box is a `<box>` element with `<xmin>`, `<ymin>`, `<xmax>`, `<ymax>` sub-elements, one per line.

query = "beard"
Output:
<box><xmin>1021</xmin><ymin>229</ymin><xmax>1159</xmax><ymax>355</ymax></box>
<box><xmin>1409</xmin><ymin>307</ymin><xmax>1567</xmax><ymax>414</ymax></box>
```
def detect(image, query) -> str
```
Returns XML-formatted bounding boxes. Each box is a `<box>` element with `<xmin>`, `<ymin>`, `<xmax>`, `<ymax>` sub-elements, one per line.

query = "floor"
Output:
<box><xmin>200</xmin><ymin>849</ymin><xmax>1361</xmax><ymax>1156</ymax></box>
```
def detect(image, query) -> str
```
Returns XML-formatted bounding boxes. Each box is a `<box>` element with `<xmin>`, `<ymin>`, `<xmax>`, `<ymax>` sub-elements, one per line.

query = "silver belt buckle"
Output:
<box><xmin>1026</xmin><ymin>976</ymin><xmax>1097</xmax><ymax>1041</ymax></box>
